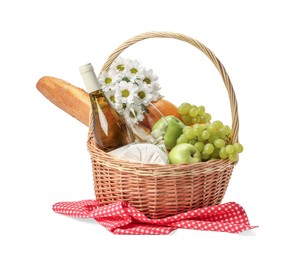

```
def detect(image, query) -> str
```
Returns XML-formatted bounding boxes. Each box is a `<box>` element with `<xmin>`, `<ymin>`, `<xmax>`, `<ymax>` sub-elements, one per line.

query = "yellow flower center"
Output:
<box><xmin>143</xmin><ymin>78</ymin><xmax>151</xmax><ymax>84</ymax></box>
<box><xmin>138</xmin><ymin>91</ymin><xmax>146</xmax><ymax>99</ymax></box>
<box><xmin>117</xmin><ymin>64</ymin><xmax>125</xmax><ymax>71</ymax></box>
<box><xmin>105</xmin><ymin>78</ymin><xmax>112</xmax><ymax>84</ymax></box>
<box><xmin>122</xmin><ymin>89</ymin><xmax>130</xmax><ymax>97</ymax></box>
<box><xmin>110</xmin><ymin>95</ymin><xmax>115</xmax><ymax>103</ymax></box>
<box><xmin>130</xmin><ymin>68</ymin><xmax>138</xmax><ymax>74</ymax></box>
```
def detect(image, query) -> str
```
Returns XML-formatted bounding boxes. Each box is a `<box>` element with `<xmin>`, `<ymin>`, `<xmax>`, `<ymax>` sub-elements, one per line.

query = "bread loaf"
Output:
<box><xmin>36</xmin><ymin>76</ymin><xmax>180</xmax><ymax>131</ymax></box>
<box><xmin>36</xmin><ymin>76</ymin><xmax>90</xmax><ymax>126</ymax></box>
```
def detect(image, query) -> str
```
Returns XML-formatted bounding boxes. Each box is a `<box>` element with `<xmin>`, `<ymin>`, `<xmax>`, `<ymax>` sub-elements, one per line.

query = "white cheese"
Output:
<box><xmin>108</xmin><ymin>143</ymin><xmax>169</xmax><ymax>165</ymax></box>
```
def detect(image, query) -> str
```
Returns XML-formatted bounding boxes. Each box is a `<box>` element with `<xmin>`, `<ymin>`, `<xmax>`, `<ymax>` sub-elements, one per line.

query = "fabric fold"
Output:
<box><xmin>53</xmin><ymin>200</ymin><xmax>257</xmax><ymax>235</ymax></box>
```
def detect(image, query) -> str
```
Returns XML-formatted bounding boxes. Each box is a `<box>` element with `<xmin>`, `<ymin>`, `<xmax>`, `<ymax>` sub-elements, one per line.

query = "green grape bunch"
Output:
<box><xmin>177</xmin><ymin>102</ymin><xmax>211</xmax><ymax>125</ymax></box>
<box><xmin>176</xmin><ymin>103</ymin><xmax>243</xmax><ymax>162</ymax></box>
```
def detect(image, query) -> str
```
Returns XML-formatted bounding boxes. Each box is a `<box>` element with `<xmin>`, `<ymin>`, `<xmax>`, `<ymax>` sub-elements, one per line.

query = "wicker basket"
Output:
<box><xmin>87</xmin><ymin>31</ymin><xmax>239</xmax><ymax>219</ymax></box>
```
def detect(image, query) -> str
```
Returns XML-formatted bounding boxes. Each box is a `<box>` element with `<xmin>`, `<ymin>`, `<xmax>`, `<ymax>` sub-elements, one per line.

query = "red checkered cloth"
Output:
<box><xmin>53</xmin><ymin>200</ymin><xmax>257</xmax><ymax>235</ymax></box>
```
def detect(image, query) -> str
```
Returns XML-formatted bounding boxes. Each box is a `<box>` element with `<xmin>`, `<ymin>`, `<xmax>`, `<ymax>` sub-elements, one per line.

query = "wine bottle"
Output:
<box><xmin>79</xmin><ymin>63</ymin><xmax>135</xmax><ymax>152</ymax></box>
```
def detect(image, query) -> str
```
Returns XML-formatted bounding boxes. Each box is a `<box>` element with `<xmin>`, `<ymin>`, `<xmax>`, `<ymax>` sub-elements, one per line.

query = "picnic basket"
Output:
<box><xmin>87</xmin><ymin>31</ymin><xmax>239</xmax><ymax>219</ymax></box>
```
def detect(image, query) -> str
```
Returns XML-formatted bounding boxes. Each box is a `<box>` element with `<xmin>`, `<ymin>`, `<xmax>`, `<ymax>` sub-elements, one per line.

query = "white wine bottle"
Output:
<box><xmin>79</xmin><ymin>63</ymin><xmax>135</xmax><ymax>152</ymax></box>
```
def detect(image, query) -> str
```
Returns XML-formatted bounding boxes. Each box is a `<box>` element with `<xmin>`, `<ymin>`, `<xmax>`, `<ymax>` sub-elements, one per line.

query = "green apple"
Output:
<box><xmin>169</xmin><ymin>143</ymin><xmax>201</xmax><ymax>164</ymax></box>
<box><xmin>152</xmin><ymin>115</ymin><xmax>184</xmax><ymax>150</ymax></box>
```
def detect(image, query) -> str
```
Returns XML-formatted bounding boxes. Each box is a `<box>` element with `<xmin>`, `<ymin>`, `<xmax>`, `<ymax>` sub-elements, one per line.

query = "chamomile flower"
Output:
<box><xmin>104</xmin><ymin>89</ymin><xmax>116</xmax><ymax>104</ymax></box>
<box><xmin>125</xmin><ymin>104</ymin><xmax>145</xmax><ymax>125</ymax></box>
<box><xmin>140</xmin><ymin>69</ymin><xmax>158</xmax><ymax>86</ymax></box>
<box><xmin>114</xmin><ymin>81</ymin><xmax>138</xmax><ymax>110</ymax></box>
<box><xmin>137</xmin><ymin>79</ymin><xmax>162</xmax><ymax>103</ymax></box>
<box><xmin>110</xmin><ymin>57</ymin><xmax>126</xmax><ymax>73</ymax></box>
<box><xmin>98</xmin><ymin>70</ymin><xmax>120</xmax><ymax>91</ymax></box>
<box><xmin>134</xmin><ymin>82</ymin><xmax>154</xmax><ymax>106</ymax></box>
<box><xmin>126</xmin><ymin>59</ymin><xmax>142</xmax><ymax>74</ymax></box>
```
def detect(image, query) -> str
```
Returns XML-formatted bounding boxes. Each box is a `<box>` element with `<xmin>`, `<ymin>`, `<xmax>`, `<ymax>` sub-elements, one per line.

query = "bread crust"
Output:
<box><xmin>36</xmin><ymin>76</ymin><xmax>90</xmax><ymax>126</ymax></box>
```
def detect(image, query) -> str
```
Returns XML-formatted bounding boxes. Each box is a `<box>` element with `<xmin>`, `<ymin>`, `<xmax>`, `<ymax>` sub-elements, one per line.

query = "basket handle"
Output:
<box><xmin>99</xmin><ymin>31</ymin><xmax>239</xmax><ymax>144</ymax></box>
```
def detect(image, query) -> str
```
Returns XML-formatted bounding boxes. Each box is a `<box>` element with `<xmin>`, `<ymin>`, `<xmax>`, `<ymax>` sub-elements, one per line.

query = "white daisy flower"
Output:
<box><xmin>127</xmin><ymin>59</ymin><xmax>141</xmax><ymax>74</ymax></box>
<box><xmin>125</xmin><ymin>104</ymin><xmax>145</xmax><ymax>125</ymax></box>
<box><xmin>133</xmin><ymin>82</ymin><xmax>153</xmax><ymax>106</ymax></box>
<box><xmin>98</xmin><ymin>70</ymin><xmax>120</xmax><ymax>91</ymax></box>
<box><xmin>140</xmin><ymin>69</ymin><xmax>159</xmax><ymax>86</ymax></box>
<box><xmin>114</xmin><ymin>81</ymin><xmax>138</xmax><ymax>108</ymax></box>
<box><xmin>104</xmin><ymin>89</ymin><xmax>116</xmax><ymax>104</ymax></box>
<box><xmin>138</xmin><ymin>80</ymin><xmax>162</xmax><ymax>104</ymax></box>
<box><xmin>110</xmin><ymin>57</ymin><xmax>126</xmax><ymax>72</ymax></box>
<box><xmin>111</xmin><ymin>94</ymin><xmax>124</xmax><ymax>114</ymax></box>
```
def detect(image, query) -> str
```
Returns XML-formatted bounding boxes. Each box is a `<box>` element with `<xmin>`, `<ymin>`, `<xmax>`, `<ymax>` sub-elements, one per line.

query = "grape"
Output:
<box><xmin>193</xmin><ymin>124</ymin><xmax>205</xmax><ymax>136</ymax></box>
<box><xmin>199</xmin><ymin>115</ymin><xmax>206</xmax><ymax>124</ymax></box>
<box><xmin>229</xmin><ymin>153</ymin><xmax>238</xmax><ymax>162</ymax></box>
<box><xmin>197</xmin><ymin>106</ymin><xmax>205</xmax><ymax>115</ymax></box>
<box><xmin>189</xmin><ymin>139</ymin><xmax>197</xmax><ymax>145</ymax></box>
<box><xmin>223</xmin><ymin>125</ymin><xmax>231</xmax><ymax>135</ymax></box>
<box><xmin>211</xmin><ymin>147</ymin><xmax>220</xmax><ymax>159</ymax></box>
<box><xmin>219</xmin><ymin>147</ymin><xmax>229</xmax><ymax>159</ymax></box>
<box><xmin>204</xmin><ymin>143</ymin><xmax>215</xmax><ymax>155</ymax></box>
<box><xmin>208</xmin><ymin>135</ymin><xmax>219</xmax><ymax>143</ymax></box>
<box><xmin>201</xmin><ymin>130</ymin><xmax>210</xmax><ymax>140</ymax></box>
<box><xmin>176</xmin><ymin>134</ymin><xmax>188</xmax><ymax>144</ymax></box>
<box><xmin>197</xmin><ymin>135</ymin><xmax>204</xmax><ymax>142</ymax></box>
<box><xmin>208</xmin><ymin>121</ymin><xmax>222</xmax><ymax>135</ymax></box>
<box><xmin>193</xmin><ymin>151</ymin><xmax>201</xmax><ymax>162</ymax></box>
<box><xmin>194</xmin><ymin>142</ymin><xmax>205</xmax><ymax>152</ymax></box>
<box><xmin>201</xmin><ymin>151</ymin><xmax>210</xmax><ymax>161</ymax></box>
<box><xmin>218</xmin><ymin>129</ymin><xmax>227</xmax><ymax>139</ymax></box>
<box><xmin>183</xmin><ymin>126</ymin><xmax>192</xmax><ymax>134</ymax></box>
<box><xmin>178</xmin><ymin>103</ymin><xmax>192</xmax><ymax>115</ymax></box>
<box><xmin>183</xmin><ymin>126</ymin><xmax>196</xmax><ymax>139</ymax></box>
<box><xmin>213</xmin><ymin>120</ymin><xmax>224</xmax><ymax>130</ymax></box>
<box><xmin>224</xmin><ymin>125</ymin><xmax>231</xmax><ymax>135</ymax></box>
<box><xmin>191</xmin><ymin>117</ymin><xmax>200</xmax><ymax>124</ymax></box>
<box><xmin>189</xmin><ymin>107</ymin><xmax>199</xmax><ymax>117</ymax></box>
<box><xmin>225</xmin><ymin>145</ymin><xmax>235</xmax><ymax>154</ymax></box>
<box><xmin>214</xmin><ymin>139</ymin><xmax>226</xmax><ymax>149</ymax></box>
<box><xmin>181</xmin><ymin>114</ymin><xmax>192</xmax><ymax>125</ymax></box>
<box><xmin>219</xmin><ymin>125</ymin><xmax>231</xmax><ymax>138</ymax></box>
<box><xmin>234</xmin><ymin>143</ymin><xmax>244</xmax><ymax>153</ymax></box>
<box><xmin>207</xmin><ymin>123</ymin><xmax>216</xmax><ymax>134</ymax></box>
<box><xmin>204</xmin><ymin>113</ymin><xmax>212</xmax><ymax>122</ymax></box>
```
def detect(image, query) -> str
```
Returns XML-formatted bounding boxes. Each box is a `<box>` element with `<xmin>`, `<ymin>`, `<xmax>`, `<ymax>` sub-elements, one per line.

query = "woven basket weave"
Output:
<box><xmin>87</xmin><ymin>31</ymin><xmax>239</xmax><ymax>219</ymax></box>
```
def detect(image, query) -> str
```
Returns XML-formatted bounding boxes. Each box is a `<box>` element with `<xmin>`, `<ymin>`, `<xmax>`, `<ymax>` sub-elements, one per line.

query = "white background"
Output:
<box><xmin>1</xmin><ymin>0</ymin><xmax>296</xmax><ymax>259</ymax></box>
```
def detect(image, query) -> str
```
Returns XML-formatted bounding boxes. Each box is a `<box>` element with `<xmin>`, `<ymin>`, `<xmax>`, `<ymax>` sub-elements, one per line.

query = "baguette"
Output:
<box><xmin>36</xmin><ymin>76</ymin><xmax>180</xmax><ymax>131</ymax></box>
<box><xmin>36</xmin><ymin>76</ymin><xmax>90</xmax><ymax>126</ymax></box>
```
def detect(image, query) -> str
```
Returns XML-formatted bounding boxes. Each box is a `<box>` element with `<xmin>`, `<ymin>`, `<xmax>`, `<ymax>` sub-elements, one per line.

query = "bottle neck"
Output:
<box><xmin>79</xmin><ymin>63</ymin><xmax>101</xmax><ymax>94</ymax></box>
